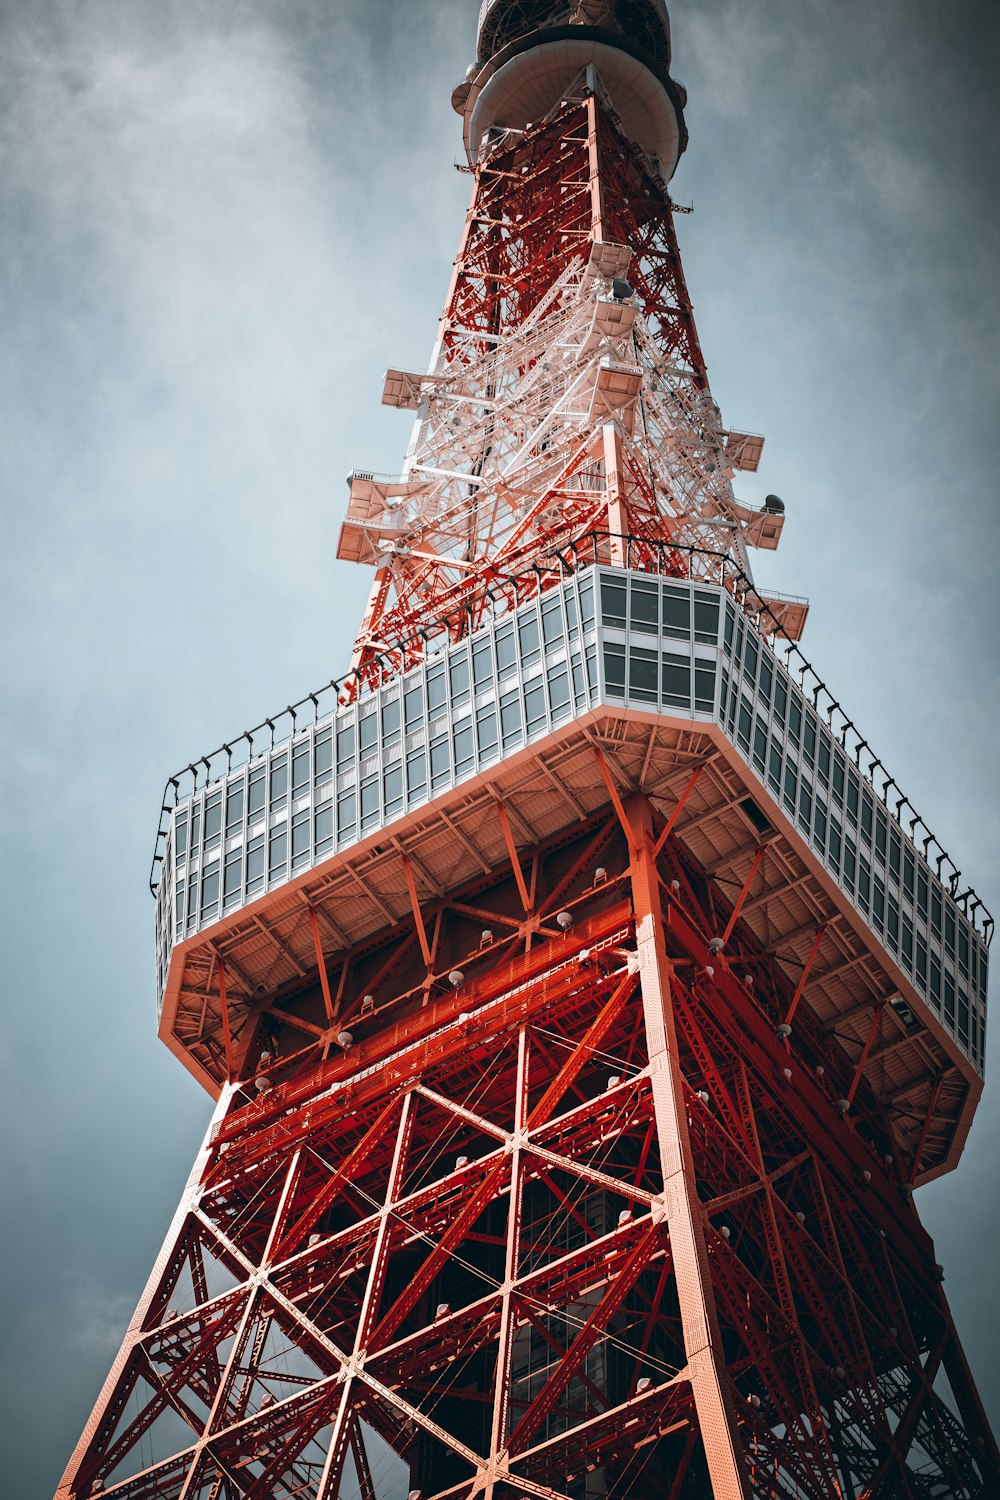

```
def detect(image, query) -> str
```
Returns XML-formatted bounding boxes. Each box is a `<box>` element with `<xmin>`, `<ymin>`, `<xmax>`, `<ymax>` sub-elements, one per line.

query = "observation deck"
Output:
<box><xmin>150</xmin><ymin>548</ymin><xmax>989</xmax><ymax>1185</ymax></box>
<box><xmin>455</xmin><ymin>0</ymin><xmax>688</xmax><ymax>175</ymax></box>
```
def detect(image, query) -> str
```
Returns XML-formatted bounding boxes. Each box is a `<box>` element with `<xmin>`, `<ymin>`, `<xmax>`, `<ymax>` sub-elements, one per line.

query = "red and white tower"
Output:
<box><xmin>58</xmin><ymin>3</ymin><xmax>997</xmax><ymax>1497</ymax></box>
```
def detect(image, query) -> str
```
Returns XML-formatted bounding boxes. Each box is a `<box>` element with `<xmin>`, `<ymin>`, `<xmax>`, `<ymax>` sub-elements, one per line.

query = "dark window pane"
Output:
<box><xmin>268</xmin><ymin>827</ymin><xmax>287</xmax><ymax>880</ymax></box>
<box><xmin>601</xmin><ymin>580</ymin><xmax>626</xmax><ymax>628</ymax></box>
<box><xmin>548</xmin><ymin>668</ymin><xmax>571</xmax><ymax>715</ymax></box>
<box><xmin>694</xmin><ymin>595</ymin><xmax>720</xmax><ymax>644</ymax></box>
<box><xmin>500</xmin><ymin>692</ymin><xmax>522</xmax><ymax>745</ymax></box>
<box><xmin>662</xmin><ymin>653</ymin><xmax>690</xmax><ymax>707</ymax></box>
<box><xmin>495</xmin><ymin>624</ymin><xmax>516</xmax><ymax>676</ymax></box>
<box><xmin>427</xmin><ymin>665</ymin><xmax>447</xmax><ymax>716</ymax></box>
<box><xmin>662</xmin><ymin>589</ymin><xmax>690</xmax><ymax>639</ymax></box>
<box><xmin>519</xmin><ymin>613</ymin><xmax>541</xmax><ymax>665</ymax></box>
<box><xmin>359</xmin><ymin>714</ymin><xmax>377</xmax><ymax>757</ymax></box>
<box><xmin>404</xmin><ymin>684</ymin><xmax>425</xmax><ymax>732</ymax></box>
<box><xmin>384</xmin><ymin>763</ymin><xmax>403</xmax><ymax>809</ymax></box>
<box><xmin>694</xmin><ymin>662</ymin><xmax>716</xmax><ymax>712</ymax></box>
<box><xmin>292</xmin><ymin>744</ymin><xmax>310</xmax><ymax>798</ymax></box>
<box><xmin>604</xmin><ymin>643</ymin><xmax>626</xmax><ymax>695</ymax></box>
<box><xmin>292</xmin><ymin>810</ymin><xmax>310</xmax><ymax>866</ymax></box>
<box><xmin>450</xmin><ymin>653</ymin><xmax>470</xmax><ymax>706</ymax></box>
<box><xmin>315</xmin><ymin>729</ymin><xmax>333</xmax><ymax>785</ymax></box>
<box><xmin>630</xmin><ymin>581</ymin><xmax>658</xmax><ymax>634</ymax></box>
<box><xmin>524</xmin><ymin>681</ymin><xmax>546</xmax><ymax>731</ymax></box>
<box><xmin>382</xmin><ymin>698</ymin><xmax>401</xmax><ymax>744</ymax></box>
<box><xmin>270</xmin><ymin>756</ymin><xmax>288</xmax><ymax>812</ymax></box>
<box><xmin>476</xmin><ymin>706</ymin><xmax>498</xmax><ymax>756</ymax></box>
<box><xmin>336</xmin><ymin>724</ymin><xmax>356</xmax><ymax>770</ymax></box>
<box><xmin>453</xmin><ymin>722</ymin><xmax>474</xmax><ymax>773</ymax></box>
<box><xmin>407</xmin><ymin>750</ymin><xmax>426</xmax><ymax>797</ymax></box>
<box><xmin>315</xmin><ymin>803</ymin><xmax>333</xmax><ymax>855</ymax></box>
<box><xmin>473</xmin><ymin>642</ymin><xmax>494</xmax><ymax>691</ymax></box>
<box><xmin>249</xmin><ymin>769</ymin><xmax>266</xmax><ymax>819</ymax></box>
<box><xmin>629</xmin><ymin>647</ymin><xmax>658</xmax><ymax>702</ymax></box>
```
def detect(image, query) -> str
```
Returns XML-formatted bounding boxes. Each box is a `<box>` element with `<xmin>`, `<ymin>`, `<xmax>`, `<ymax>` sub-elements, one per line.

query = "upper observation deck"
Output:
<box><xmin>456</xmin><ymin>0</ymin><xmax>688</xmax><ymax>174</ymax></box>
<box><xmin>151</xmin><ymin>546</ymin><xmax>989</xmax><ymax>1182</ymax></box>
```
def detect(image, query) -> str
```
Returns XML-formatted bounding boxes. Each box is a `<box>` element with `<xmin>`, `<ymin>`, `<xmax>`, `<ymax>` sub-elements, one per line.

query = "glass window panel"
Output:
<box><xmin>630</xmin><ymin>580</ymin><xmax>659</xmax><ymax>635</ymax></box>
<box><xmin>360</xmin><ymin>775</ymin><xmax>379</xmax><ymax>824</ymax></box>
<box><xmin>291</xmin><ymin>809</ymin><xmax>310</xmax><ymax>867</ymax></box>
<box><xmin>604</xmin><ymin>643</ymin><xmax>626</xmax><ymax>696</ymax></box>
<box><xmin>495</xmin><ymin>623</ymin><xmax>516</xmax><ymax>676</ymax></box>
<box><xmin>629</xmin><ymin>646</ymin><xmax>659</xmax><ymax>703</ymax></box>
<box><xmin>662</xmin><ymin>588</ymin><xmax>690</xmax><ymax>640</ymax></box>
<box><xmin>382</xmin><ymin>698</ymin><xmax>401</xmax><ymax>745</ymax></box>
<box><xmin>247</xmin><ymin>834</ymin><xmax>265</xmax><ymax>891</ymax></box>
<box><xmin>548</xmin><ymin>667</ymin><xmax>571</xmax><ymax>715</ymax></box>
<box><xmin>224</xmin><ymin>850</ymin><xmax>242</xmax><ymax>902</ymax></box>
<box><xmin>430</xmin><ymin>736</ymin><xmax>450</xmax><ymax>787</ymax></box>
<box><xmin>404</xmin><ymin>683</ymin><xmax>425</xmax><ymax>732</ymax></box>
<box><xmin>406</xmin><ymin>749</ymin><xmax>427</xmax><ymax>798</ymax></box>
<box><xmin>427</xmin><ymin>665</ymin><xmax>447</xmax><ymax>716</ymax></box>
<box><xmin>524</xmin><ymin>680</ymin><xmax>546</xmax><ymax>732</ymax></box>
<box><xmin>519</xmin><ymin>613</ymin><xmax>541</xmax><ymax>666</ymax></box>
<box><xmin>601</xmin><ymin>579</ymin><xmax>627</xmax><ymax>628</ymax></box>
<box><xmin>200</xmin><ymin>867</ymin><xmax>219</xmax><ymax>919</ymax></box>
<box><xmin>204</xmin><ymin>793</ymin><xmax>222</xmax><ymax>847</ymax></box>
<box><xmin>473</xmin><ymin>641</ymin><xmax>494</xmax><ymax>691</ymax></box>
<box><xmin>336</xmin><ymin>723</ymin><xmax>356</xmax><ymax>770</ymax></box>
<box><xmin>175</xmin><ymin>813</ymin><xmax>188</xmax><ymax>860</ymax></box>
<box><xmin>268</xmin><ymin>827</ymin><xmax>287</xmax><ymax>881</ymax></box>
<box><xmin>269</xmin><ymin>756</ymin><xmax>288</xmax><ymax>812</ymax></box>
<box><xmin>450</xmin><ymin>653</ymin><xmax>470</xmax><ymax>707</ymax></box>
<box><xmin>694</xmin><ymin>662</ymin><xmax>716</xmax><ymax>712</ymax></box>
<box><xmin>476</xmin><ymin>705</ymin><xmax>498</xmax><ymax>756</ymax></box>
<box><xmin>359</xmin><ymin>713</ymin><xmax>378</xmax><ymax>757</ymax></box>
<box><xmin>315</xmin><ymin>803</ymin><xmax>333</xmax><ymax>856</ymax></box>
<box><xmin>453</xmin><ymin>722</ymin><xmax>474</xmax><ymax>773</ymax></box>
<box><xmin>579</xmin><ymin>578</ymin><xmax>595</xmax><ymax>630</ymax></box>
<box><xmin>336</xmin><ymin>788</ymin><xmax>356</xmax><ymax>840</ymax></box>
<box><xmin>500</xmin><ymin>691</ymin><xmax>522</xmax><ymax>746</ymax></box>
<box><xmin>292</xmin><ymin>743</ymin><xmax>310</xmax><ymax>798</ymax></box>
<box><xmin>662</xmin><ymin>652</ymin><xmax>690</xmax><ymax>707</ymax></box>
<box><xmin>384</xmin><ymin>763</ymin><xmax>403</xmax><ymax>810</ymax></box>
<box><xmin>694</xmin><ymin>595</ymin><xmax>720</xmax><ymax>644</ymax></box>
<box><xmin>315</xmin><ymin>729</ymin><xmax>333</xmax><ymax>785</ymax></box>
<box><xmin>757</xmin><ymin>655</ymin><xmax>773</xmax><ymax>703</ymax></box>
<box><xmin>542</xmin><ymin>596</ymin><xmax>564</xmax><ymax>648</ymax></box>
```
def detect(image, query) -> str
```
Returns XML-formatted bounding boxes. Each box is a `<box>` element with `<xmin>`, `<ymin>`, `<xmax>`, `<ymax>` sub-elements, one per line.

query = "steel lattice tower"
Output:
<box><xmin>59</xmin><ymin>3</ymin><xmax>998</xmax><ymax>1498</ymax></box>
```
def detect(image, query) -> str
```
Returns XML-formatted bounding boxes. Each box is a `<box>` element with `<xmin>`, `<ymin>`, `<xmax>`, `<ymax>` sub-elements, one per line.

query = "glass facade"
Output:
<box><xmin>154</xmin><ymin>567</ymin><xmax>989</xmax><ymax>1076</ymax></box>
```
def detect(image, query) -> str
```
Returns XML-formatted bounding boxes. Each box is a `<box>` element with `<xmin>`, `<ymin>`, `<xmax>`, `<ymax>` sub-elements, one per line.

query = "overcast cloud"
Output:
<box><xmin>1</xmin><ymin>1</ymin><xmax>998</xmax><ymax>1493</ymax></box>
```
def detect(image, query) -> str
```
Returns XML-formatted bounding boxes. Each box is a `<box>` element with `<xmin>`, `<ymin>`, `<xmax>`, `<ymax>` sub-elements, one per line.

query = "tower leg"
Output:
<box><xmin>626</xmin><ymin>793</ymin><xmax>750</xmax><ymax>1500</ymax></box>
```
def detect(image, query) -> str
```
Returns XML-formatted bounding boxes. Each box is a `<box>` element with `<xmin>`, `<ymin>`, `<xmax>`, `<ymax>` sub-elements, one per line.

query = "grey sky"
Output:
<box><xmin>1</xmin><ymin>1</ymin><xmax>997</xmax><ymax>1493</ymax></box>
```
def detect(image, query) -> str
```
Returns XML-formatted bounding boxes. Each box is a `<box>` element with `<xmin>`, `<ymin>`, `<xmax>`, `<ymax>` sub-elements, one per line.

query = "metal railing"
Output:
<box><xmin>147</xmin><ymin>533</ymin><xmax>992</xmax><ymax>943</ymax></box>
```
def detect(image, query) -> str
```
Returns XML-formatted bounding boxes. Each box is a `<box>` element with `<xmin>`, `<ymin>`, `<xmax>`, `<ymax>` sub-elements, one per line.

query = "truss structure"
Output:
<box><xmin>340</xmin><ymin>85</ymin><xmax>784</xmax><ymax>694</ymax></box>
<box><xmin>57</xmin><ymin>17</ymin><xmax>996</xmax><ymax>1500</ymax></box>
<box><xmin>57</xmin><ymin>805</ymin><xmax>998</xmax><ymax>1498</ymax></box>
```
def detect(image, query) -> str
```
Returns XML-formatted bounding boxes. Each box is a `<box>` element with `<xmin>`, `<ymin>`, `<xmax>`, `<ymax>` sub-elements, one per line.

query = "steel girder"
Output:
<box><xmin>57</xmin><ymin>801</ymin><xmax>998</xmax><ymax>1499</ymax></box>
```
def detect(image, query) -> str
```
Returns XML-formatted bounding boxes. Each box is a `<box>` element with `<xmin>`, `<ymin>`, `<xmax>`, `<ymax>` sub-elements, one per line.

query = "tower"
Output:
<box><xmin>57</xmin><ymin>0</ymin><xmax>997</xmax><ymax>1495</ymax></box>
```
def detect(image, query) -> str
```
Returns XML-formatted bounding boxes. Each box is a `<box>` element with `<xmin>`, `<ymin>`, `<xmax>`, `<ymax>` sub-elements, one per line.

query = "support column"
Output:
<box><xmin>626</xmin><ymin>793</ymin><xmax>749</xmax><ymax>1500</ymax></box>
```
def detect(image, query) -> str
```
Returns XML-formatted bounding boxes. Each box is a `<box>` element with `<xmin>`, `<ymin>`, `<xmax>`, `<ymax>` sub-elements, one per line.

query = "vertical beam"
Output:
<box><xmin>489</xmin><ymin>1028</ymin><xmax>528</xmax><ymax>1460</ymax></box>
<box><xmin>625</xmin><ymin>792</ymin><xmax>750</xmax><ymax>1500</ymax></box>
<box><xmin>602</xmin><ymin>421</ymin><xmax>626</xmax><ymax>565</ymax></box>
<box><xmin>585</xmin><ymin>89</ymin><xmax>605</xmax><ymax>244</ymax></box>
